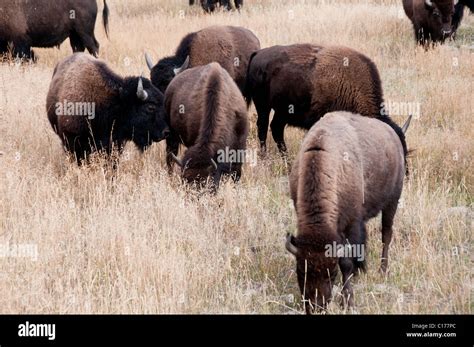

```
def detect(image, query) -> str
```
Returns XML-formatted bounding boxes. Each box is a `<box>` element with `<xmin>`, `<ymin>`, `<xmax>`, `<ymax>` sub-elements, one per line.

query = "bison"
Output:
<box><xmin>452</xmin><ymin>0</ymin><xmax>474</xmax><ymax>32</ymax></box>
<box><xmin>0</xmin><ymin>0</ymin><xmax>109</xmax><ymax>61</ymax></box>
<box><xmin>201</xmin><ymin>0</ymin><xmax>243</xmax><ymax>12</ymax></box>
<box><xmin>402</xmin><ymin>0</ymin><xmax>455</xmax><ymax>45</ymax></box>
<box><xmin>164</xmin><ymin>62</ymin><xmax>248</xmax><ymax>190</ymax></box>
<box><xmin>245</xmin><ymin>44</ymin><xmax>402</xmax><ymax>154</ymax></box>
<box><xmin>286</xmin><ymin>111</ymin><xmax>412</xmax><ymax>314</ymax></box>
<box><xmin>145</xmin><ymin>25</ymin><xmax>260</xmax><ymax>95</ymax></box>
<box><xmin>47</xmin><ymin>53</ymin><xmax>169</xmax><ymax>164</ymax></box>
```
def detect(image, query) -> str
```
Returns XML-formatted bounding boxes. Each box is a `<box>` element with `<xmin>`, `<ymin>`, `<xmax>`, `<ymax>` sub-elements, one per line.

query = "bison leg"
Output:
<box><xmin>166</xmin><ymin>131</ymin><xmax>180</xmax><ymax>174</ymax></box>
<box><xmin>219</xmin><ymin>0</ymin><xmax>232</xmax><ymax>10</ymax></box>
<box><xmin>71</xmin><ymin>8</ymin><xmax>101</xmax><ymax>57</ymax></box>
<box><xmin>270</xmin><ymin>112</ymin><xmax>288</xmax><ymax>153</ymax></box>
<box><xmin>80</xmin><ymin>33</ymin><xmax>100</xmax><ymax>57</ymax></box>
<box><xmin>234</xmin><ymin>0</ymin><xmax>243</xmax><ymax>9</ymax></box>
<box><xmin>69</xmin><ymin>32</ymin><xmax>86</xmax><ymax>53</ymax></box>
<box><xmin>380</xmin><ymin>202</ymin><xmax>398</xmax><ymax>273</ymax></box>
<box><xmin>339</xmin><ymin>256</ymin><xmax>355</xmax><ymax>308</ymax></box>
<box><xmin>254</xmin><ymin>99</ymin><xmax>271</xmax><ymax>152</ymax></box>
<box><xmin>13</xmin><ymin>42</ymin><xmax>35</xmax><ymax>61</ymax></box>
<box><xmin>63</xmin><ymin>134</ymin><xmax>90</xmax><ymax>165</ymax></box>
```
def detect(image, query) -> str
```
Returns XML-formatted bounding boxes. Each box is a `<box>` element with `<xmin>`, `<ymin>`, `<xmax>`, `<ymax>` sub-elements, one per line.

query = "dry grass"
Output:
<box><xmin>0</xmin><ymin>0</ymin><xmax>472</xmax><ymax>314</ymax></box>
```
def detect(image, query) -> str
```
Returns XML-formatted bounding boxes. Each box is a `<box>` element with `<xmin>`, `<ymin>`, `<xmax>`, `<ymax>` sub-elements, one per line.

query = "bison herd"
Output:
<box><xmin>1</xmin><ymin>0</ymin><xmax>468</xmax><ymax>313</ymax></box>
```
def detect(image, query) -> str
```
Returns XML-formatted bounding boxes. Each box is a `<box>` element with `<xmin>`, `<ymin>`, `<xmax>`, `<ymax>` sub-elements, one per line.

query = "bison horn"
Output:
<box><xmin>171</xmin><ymin>153</ymin><xmax>183</xmax><ymax>167</ymax></box>
<box><xmin>401</xmin><ymin>115</ymin><xmax>412</xmax><ymax>134</ymax></box>
<box><xmin>145</xmin><ymin>52</ymin><xmax>154</xmax><ymax>71</ymax></box>
<box><xmin>424</xmin><ymin>0</ymin><xmax>433</xmax><ymax>7</ymax></box>
<box><xmin>210</xmin><ymin>158</ymin><xmax>218</xmax><ymax>170</ymax></box>
<box><xmin>136</xmin><ymin>77</ymin><xmax>148</xmax><ymax>101</ymax></box>
<box><xmin>173</xmin><ymin>55</ymin><xmax>190</xmax><ymax>76</ymax></box>
<box><xmin>285</xmin><ymin>233</ymin><xmax>299</xmax><ymax>256</ymax></box>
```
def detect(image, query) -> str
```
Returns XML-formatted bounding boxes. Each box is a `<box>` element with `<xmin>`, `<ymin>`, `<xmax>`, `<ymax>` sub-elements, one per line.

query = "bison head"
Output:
<box><xmin>119</xmin><ymin>77</ymin><xmax>169</xmax><ymax>151</ymax></box>
<box><xmin>146</xmin><ymin>53</ymin><xmax>190</xmax><ymax>94</ymax></box>
<box><xmin>424</xmin><ymin>0</ymin><xmax>454</xmax><ymax>41</ymax></box>
<box><xmin>171</xmin><ymin>154</ymin><xmax>221</xmax><ymax>190</ymax></box>
<box><xmin>286</xmin><ymin>234</ymin><xmax>340</xmax><ymax>314</ymax></box>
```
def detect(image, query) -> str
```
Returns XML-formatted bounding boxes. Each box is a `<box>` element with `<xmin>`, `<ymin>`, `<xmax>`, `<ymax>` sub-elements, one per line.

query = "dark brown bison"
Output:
<box><xmin>164</xmin><ymin>62</ymin><xmax>248</xmax><ymax>189</ymax></box>
<box><xmin>286</xmin><ymin>112</ymin><xmax>412</xmax><ymax>314</ymax></box>
<box><xmin>0</xmin><ymin>0</ymin><xmax>109</xmax><ymax>61</ymax></box>
<box><xmin>47</xmin><ymin>53</ymin><xmax>169</xmax><ymax>164</ymax></box>
<box><xmin>402</xmin><ymin>0</ymin><xmax>455</xmax><ymax>45</ymax></box>
<box><xmin>452</xmin><ymin>0</ymin><xmax>474</xmax><ymax>31</ymax></box>
<box><xmin>245</xmin><ymin>44</ymin><xmax>406</xmax><ymax>154</ymax></box>
<box><xmin>201</xmin><ymin>0</ymin><xmax>243</xmax><ymax>12</ymax></box>
<box><xmin>145</xmin><ymin>25</ymin><xmax>260</xmax><ymax>95</ymax></box>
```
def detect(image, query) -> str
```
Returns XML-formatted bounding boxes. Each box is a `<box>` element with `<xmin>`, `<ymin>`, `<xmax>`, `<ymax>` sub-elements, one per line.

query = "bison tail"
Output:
<box><xmin>243</xmin><ymin>51</ymin><xmax>258</xmax><ymax>109</ymax></box>
<box><xmin>103</xmin><ymin>0</ymin><xmax>110</xmax><ymax>39</ymax></box>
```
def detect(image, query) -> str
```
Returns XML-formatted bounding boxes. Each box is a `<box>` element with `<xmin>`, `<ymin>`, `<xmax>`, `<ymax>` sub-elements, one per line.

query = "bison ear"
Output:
<box><xmin>285</xmin><ymin>233</ymin><xmax>299</xmax><ymax>256</ymax></box>
<box><xmin>424</xmin><ymin>0</ymin><xmax>434</xmax><ymax>10</ymax></box>
<box><xmin>173</xmin><ymin>56</ymin><xmax>190</xmax><ymax>76</ymax></box>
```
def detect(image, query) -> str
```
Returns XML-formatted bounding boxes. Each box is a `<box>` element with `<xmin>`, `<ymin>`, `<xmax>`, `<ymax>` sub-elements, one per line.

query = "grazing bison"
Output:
<box><xmin>245</xmin><ymin>44</ymin><xmax>401</xmax><ymax>153</ymax></box>
<box><xmin>286</xmin><ymin>112</ymin><xmax>412</xmax><ymax>313</ymax></box>
<box><xmin>0</xmin><ymin>0</ymin><xmax>109</xmax><ymax>61</ymax></box>
<box><xmin>164</xmin><ymin>62</ymin><xmax>248</xmax><ymax>189</ymax></box>
<box><xmin>402</xmin><ymin>0</ymin><xmax>455</xmax><ymax>45</ymax></box>
<box><xmin>145</xmin><ymin>25</ymin><xmax>260</xmax><ymax>95</ymax></box>
<box><xmin>452</xmin><ymin>0</ymin><xmax>474</xmax><ymax>32</ymax></box>
<box><xmin>47</xmin><ymin>53</ymin><xmax>169</xmax><ymax>163</ymax></box>
<box><xmin>201</xmin><ymin>0</ymin><xmax>243</xmax><ymax>12</ymax></box>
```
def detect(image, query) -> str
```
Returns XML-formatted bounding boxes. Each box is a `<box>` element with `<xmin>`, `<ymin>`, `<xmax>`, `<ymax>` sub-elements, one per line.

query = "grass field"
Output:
<box><xmin>0</xmin><ymin>0</ymin><xmax>472</xmax><ymax>314</ymax></box>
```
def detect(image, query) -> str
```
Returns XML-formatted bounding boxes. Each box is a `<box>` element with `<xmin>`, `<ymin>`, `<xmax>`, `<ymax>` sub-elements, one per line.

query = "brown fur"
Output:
<box><xmin>0</xmin><ymin>0</ymin><xmax>108</xmax><ymax>60</ymax></box>
<box><xmin>245</xmin><ymin>44</ymin><xmax>406</xmax><ymax>154</ymax></box>
<box><xmin>403</xmin><ymin>0</ymin><xmax>455</xmax><ymax>45</ymax></box>
<box><xmin>150</xmin><ymin>25</ymin><xmax>260</xmax><ymax>95</ymax></box>
<box><xmin>288</xmin><ymin>111</ymin><xmax>406</xmax><ymax>313</ymax></box>
<box><xmin>47</xmin><ymin>53</ymin><xmax>168</xmax><ymax>163</ymax></box>
<box><xmin>164</xmin><ymin>62</ymin><xmax>248</xmax><ymax>189</ymax></box>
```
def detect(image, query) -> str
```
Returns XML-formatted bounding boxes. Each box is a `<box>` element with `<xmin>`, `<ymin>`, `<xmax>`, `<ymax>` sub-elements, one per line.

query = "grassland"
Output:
<box><xmin>0</xmin><ymin>0</ymin><xmax>472</xmax><ymax>313</ymax></box>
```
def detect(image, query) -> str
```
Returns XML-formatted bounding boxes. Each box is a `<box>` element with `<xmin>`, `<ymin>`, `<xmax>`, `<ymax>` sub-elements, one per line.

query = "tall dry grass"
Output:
<box><xmin>0</xmin><ymin>0</ymin><xmax>472</xmax><ymax>313</ymax></box>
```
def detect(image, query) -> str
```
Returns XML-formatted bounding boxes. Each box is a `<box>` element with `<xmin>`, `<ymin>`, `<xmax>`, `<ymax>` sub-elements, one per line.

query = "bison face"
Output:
<box><xmin>182</xmin><ymin>158</ymin><xmax>221</xmax><ymax>189</ymax></box>
<box><xmin>150</xmin><ymin>58</ymin><xmax>179</xmax><ymax>94</ymax></box>
<box><xmin>286</xmin><ymin>234</ymin><xmax>339</xmax><ymax>314</ymax></box>
<box><xmin>120</xmin><ymin>77</ymin><xmax>169</xmax><ymax>151</ymax></box>
<box><xmin>424</xmin><ymin>0</ymin><xmax>454</xmax><ymax>41</ymax></box>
